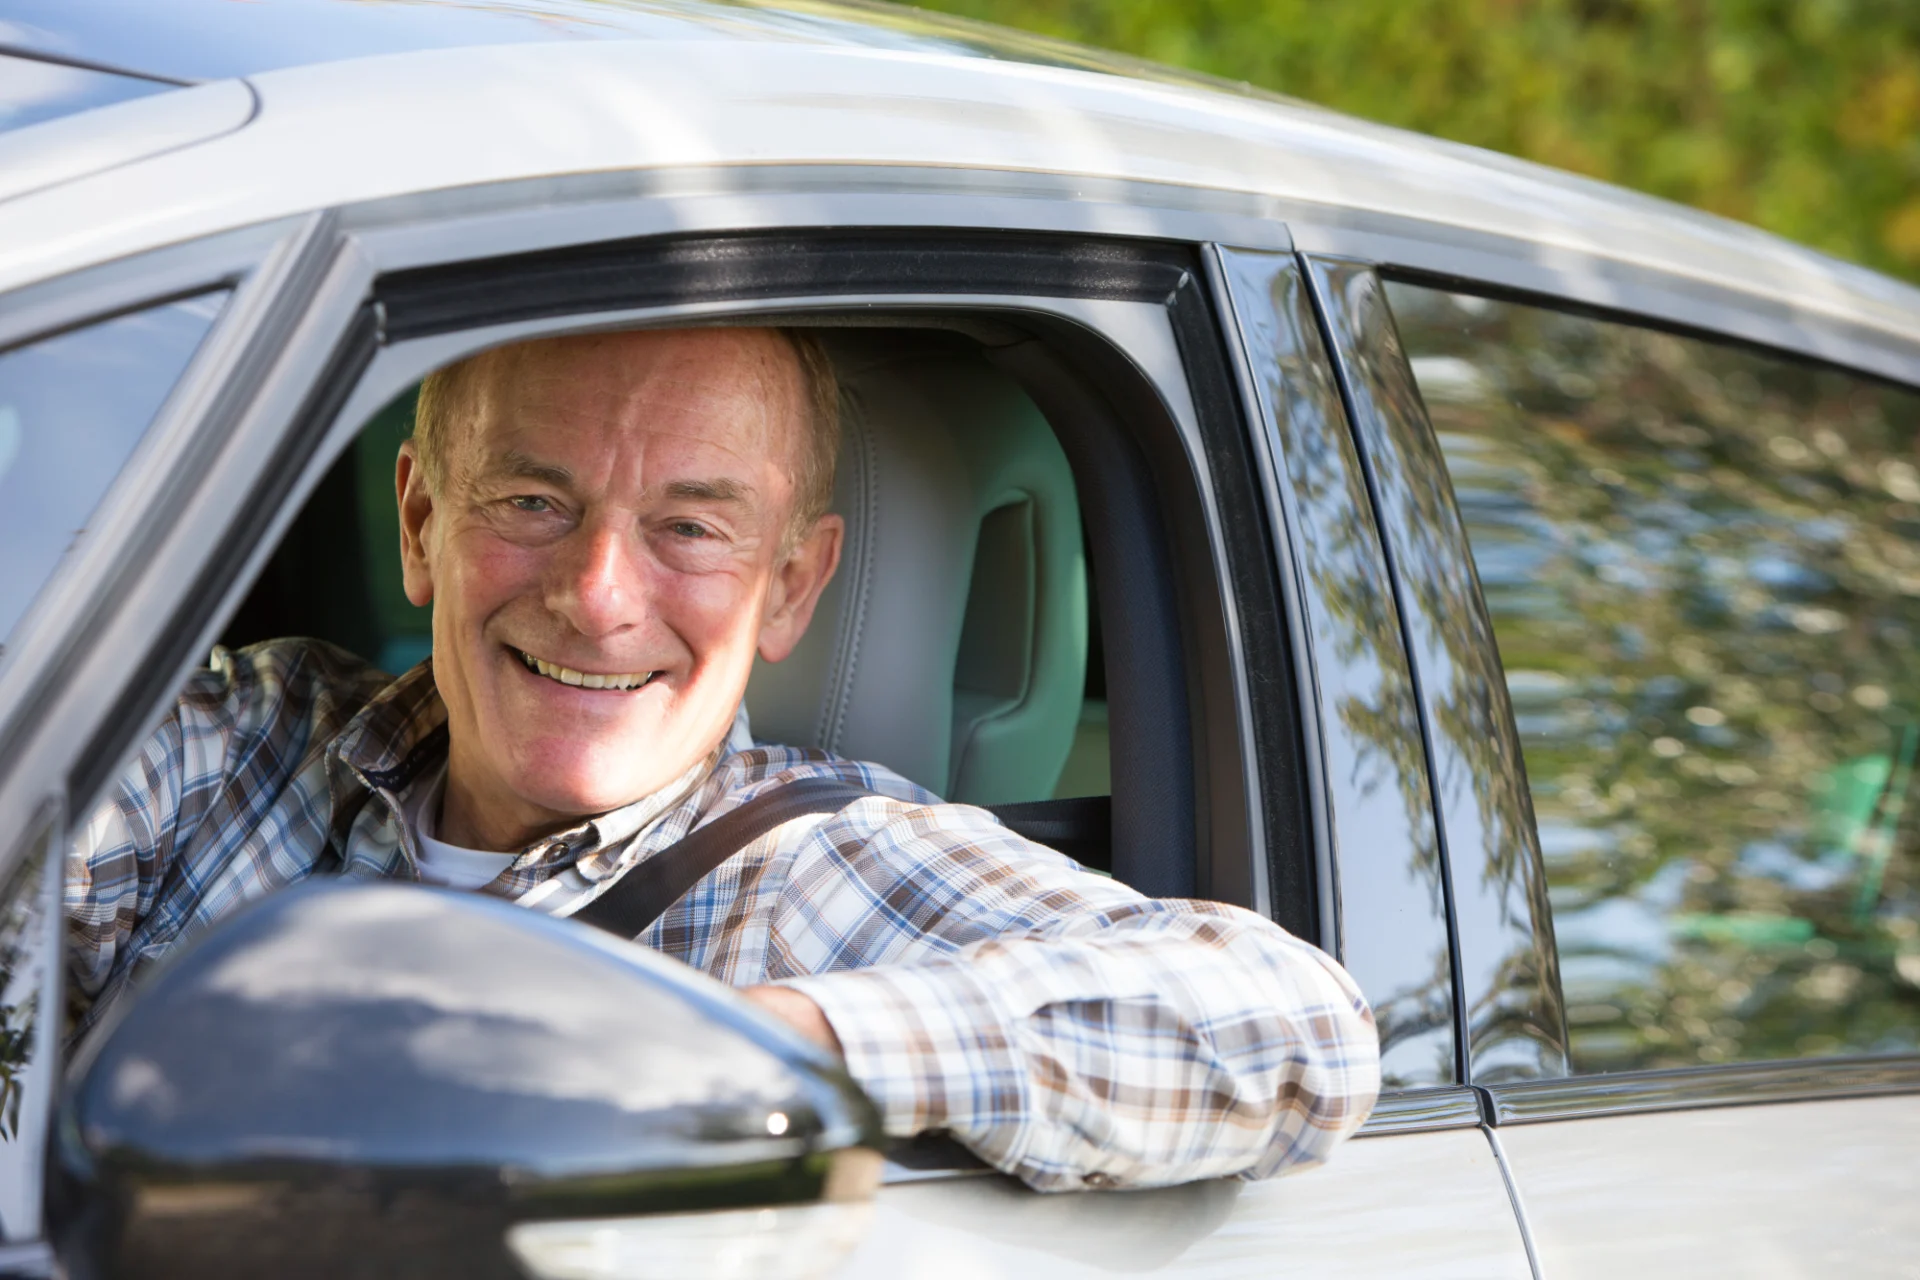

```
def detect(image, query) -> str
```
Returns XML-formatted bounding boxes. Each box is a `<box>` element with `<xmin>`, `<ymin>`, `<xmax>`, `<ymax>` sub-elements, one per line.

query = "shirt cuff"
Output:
<box><xmin>774</xmin><ymin>960</ymin><xmax>1031</xmax><ymax>1163</ymax></box>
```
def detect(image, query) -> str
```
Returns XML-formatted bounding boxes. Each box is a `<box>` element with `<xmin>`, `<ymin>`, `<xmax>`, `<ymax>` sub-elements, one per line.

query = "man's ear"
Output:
<box><xmin>396</xmin><ymin>441</ymin><xmax>437</xmax><ymax>608</ymax></box>
<box><xmin>758</xmin><ymin>514</ymin><xmax>844</xmax><ymax>663</ymax></box>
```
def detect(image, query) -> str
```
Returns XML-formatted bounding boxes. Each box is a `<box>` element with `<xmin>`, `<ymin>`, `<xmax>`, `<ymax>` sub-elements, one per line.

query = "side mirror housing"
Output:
<box><xmin>51</xmin><ymin>881</ymin><xmax>882</xmax><ymax>1279</ymax></box>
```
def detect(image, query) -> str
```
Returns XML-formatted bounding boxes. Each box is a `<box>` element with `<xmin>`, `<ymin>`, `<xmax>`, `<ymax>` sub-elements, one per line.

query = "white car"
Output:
<box><xmin>1</xmin><ymin>1</ymin><xmax>1918</xmax><ymax>1277</ymax></box>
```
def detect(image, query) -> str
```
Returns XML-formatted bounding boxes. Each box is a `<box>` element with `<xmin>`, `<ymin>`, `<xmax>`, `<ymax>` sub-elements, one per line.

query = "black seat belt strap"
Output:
<box><xmin>570</xmin><ymin>776</ymin><xmax>875</xmax><ymax>940</ymax></box>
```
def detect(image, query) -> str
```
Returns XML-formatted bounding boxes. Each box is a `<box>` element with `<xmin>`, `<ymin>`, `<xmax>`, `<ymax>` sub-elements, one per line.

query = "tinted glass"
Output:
<box><xmin>0</xmin><ymin>52</ymin><xmax>172</xmax><ymax>135</ymax></box>
<box><xmin>0</xmin><ymin>293</ymin><xmax>226</xmax><ymax>655</ymax></box>
<box><xmin>1222</xmin><ymin>249</ymin><xmax>1456</xmax><ymax>1087</ymax></box>
<box><xmin>1391</xmin><ymin>281</ymin><xmax>1920</xmax><ymax>1073</ymax></box>
<box><xmin>0</xmin><ymin>815</ymin><xmax>63</xmax><ymax>1240</ymax></box>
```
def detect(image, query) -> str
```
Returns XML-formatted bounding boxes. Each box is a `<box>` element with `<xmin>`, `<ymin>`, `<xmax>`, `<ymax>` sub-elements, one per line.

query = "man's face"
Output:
<box><xmin>396</xmin><ymin>328</ymin><xmax>841</xmax><ymax>849</ymax></box>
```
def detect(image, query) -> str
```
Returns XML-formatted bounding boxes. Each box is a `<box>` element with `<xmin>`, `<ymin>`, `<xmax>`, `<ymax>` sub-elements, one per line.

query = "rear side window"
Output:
<box><xmin>0</xmin><ymin>293</ymin><xmax>226</xmax><ymax>655</ymax></box>
<box><xmin>1390</xmin><ymin>281</ymin><xmax>1920</xmax><ymax>1074</ymax></box>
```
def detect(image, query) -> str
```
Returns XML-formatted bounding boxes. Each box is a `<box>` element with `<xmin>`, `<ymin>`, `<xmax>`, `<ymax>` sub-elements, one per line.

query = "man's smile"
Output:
<box><xmin>510</xmin><ymin>646</ymin><xmax>658</xmax><ymax>692</ymax></box>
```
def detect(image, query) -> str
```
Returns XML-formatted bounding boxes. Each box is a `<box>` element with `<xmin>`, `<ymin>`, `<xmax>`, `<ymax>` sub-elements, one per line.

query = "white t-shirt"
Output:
<box><xmin>399</xmin><ymin>705</ymin><xmax>760</xmax><ymax>895</ymax></box>
<box><xmin>401</xmin><ymin>763</ymin><xmax>518</xmax><ymax>889</ymax></box>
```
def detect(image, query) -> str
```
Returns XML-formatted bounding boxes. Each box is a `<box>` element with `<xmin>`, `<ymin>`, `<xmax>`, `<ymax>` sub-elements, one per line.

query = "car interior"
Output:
<box><xmin>220</xmin><ymin>328</ymin><xmax>1118</xmax><ymax>868</ymax></box>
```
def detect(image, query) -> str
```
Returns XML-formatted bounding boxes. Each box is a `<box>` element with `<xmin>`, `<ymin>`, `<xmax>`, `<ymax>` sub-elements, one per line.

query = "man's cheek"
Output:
<box><xmin>451</xmin><ymin>535</ymin><xmax>546</xmax><ymax>617</ymax></box>
<box><xmin>666</xmin><ymin>572</ymin><xmax>766</xmax><ymax>670</ymax></box>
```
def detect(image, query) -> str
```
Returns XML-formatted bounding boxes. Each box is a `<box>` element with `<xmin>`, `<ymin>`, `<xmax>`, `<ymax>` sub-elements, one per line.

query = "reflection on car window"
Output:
<box><xmin>0</xmin><ymin>52</ymin><xmax>174</xmax><ymax>136</ymax></box>
<box><xmin>1391</xmin><ymin>280</ymin><xmax>1920</xmax><ymax>1074</ymax></box>
<box><xmin>0</xmin><ymin>292</ymin><xmax>227</xmax><ymax>655</ymax></box>
<box><xmin>0</xmin><ymin>814</ymin><xmax>62</xmax><ymax>1240</ymax></box>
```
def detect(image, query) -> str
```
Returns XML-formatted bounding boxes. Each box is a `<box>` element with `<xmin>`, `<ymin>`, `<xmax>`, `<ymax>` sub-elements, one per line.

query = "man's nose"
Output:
<box><xmin>545</xmin><ymin>522</ymin><xmax>647</xmax><ymax>637</ymax></box>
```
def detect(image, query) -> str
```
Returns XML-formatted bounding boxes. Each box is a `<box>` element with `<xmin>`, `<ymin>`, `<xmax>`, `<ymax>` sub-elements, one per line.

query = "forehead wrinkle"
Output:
<box><xmin>455</xmin><ymin>329</ymin><xmax>807</xmax><ymax>516</ymax></box>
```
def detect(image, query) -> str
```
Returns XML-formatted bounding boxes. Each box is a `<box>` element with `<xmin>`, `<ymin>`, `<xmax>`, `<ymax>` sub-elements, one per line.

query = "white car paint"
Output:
<box><xmin>0</xmin><ymin>77</ymin><xmax>254</xmax><ymax>206</ymax></box>
<box><xmin>1</xmin><ymin>36</ymin><xmax>1917</xmax><ymax>354</ymax></box>
<box><xmin>1498</xmin><ymin>1094</ymin><xmax>1920</xmax><ymax>1278</ymax></box>
<box><xmin>852</xmin><ymin>1129</ymin><xmax>1530</xmax><ymax>1280</ymax></box>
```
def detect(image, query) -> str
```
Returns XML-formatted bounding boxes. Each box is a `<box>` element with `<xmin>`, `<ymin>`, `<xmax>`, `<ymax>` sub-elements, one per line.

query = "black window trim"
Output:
<box><xmin>0</xmin><ymin>216</ymin><xmax>342</xmax><ymax>815</ymax></box>
<box><xmin>1306</xmin><ymin>253</ymin><xmax>1571</xmax><ymax>1087</ymax></box>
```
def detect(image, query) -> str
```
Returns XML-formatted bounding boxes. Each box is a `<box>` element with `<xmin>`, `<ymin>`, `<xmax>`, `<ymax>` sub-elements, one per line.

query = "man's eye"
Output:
<box><xmin>509</xmin><ymin>496</ymin><xmax>552</xmax><ymax>513</ymax></box>
<box><xmin>671</xmin><ymin>520</ymin><xmax>709</xmax><ymax>539</ymax></box>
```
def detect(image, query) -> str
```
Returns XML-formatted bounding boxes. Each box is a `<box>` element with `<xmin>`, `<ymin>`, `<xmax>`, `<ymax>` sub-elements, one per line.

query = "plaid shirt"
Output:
<box><xmin>67</xmin><ymin>638</ymin><xmax>1378</xmax><ymax>1191</ymax></box>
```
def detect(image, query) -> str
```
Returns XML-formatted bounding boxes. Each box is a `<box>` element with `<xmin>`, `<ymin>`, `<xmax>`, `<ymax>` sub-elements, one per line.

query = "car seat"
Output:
<box><xmin>745</xmin><ymin>331</ymin><xmax>1089</xmax><ymax>806</ymax></box>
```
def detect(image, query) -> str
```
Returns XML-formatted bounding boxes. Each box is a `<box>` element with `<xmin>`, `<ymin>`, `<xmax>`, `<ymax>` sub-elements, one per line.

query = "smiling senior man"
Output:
<box><xmin>66</xmin><ymin>326</ymin><xmax>1379</xmax><ymax>1191</ymax></box>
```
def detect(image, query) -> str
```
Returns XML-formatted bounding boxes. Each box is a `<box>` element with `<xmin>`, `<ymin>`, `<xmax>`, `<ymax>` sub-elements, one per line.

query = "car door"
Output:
<box><xmin>1310</xmin><ymin>247</ymin><xmax>1920</xmax><ymax>1277</ymax></box>
<box><xmin>0</xmin><ymin>222</ymin><xmax>332</xmax><ymax>1274</ymax></box>
<box><xmin>1</xmin><ymin>174</ymin><xmax>1526</xmax><ymax>1271</ymax></box>
<box><xmin>840</xmin><ymin>243</ymin><xmax>1535</xmax><ymax>1280</ymax></box>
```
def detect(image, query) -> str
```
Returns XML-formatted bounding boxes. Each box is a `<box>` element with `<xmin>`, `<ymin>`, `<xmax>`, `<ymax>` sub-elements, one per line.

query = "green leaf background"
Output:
<box><xmin>896</xmin><ymin>0</ymin><xmax>1920</xmax><ymax>286</ymax></box>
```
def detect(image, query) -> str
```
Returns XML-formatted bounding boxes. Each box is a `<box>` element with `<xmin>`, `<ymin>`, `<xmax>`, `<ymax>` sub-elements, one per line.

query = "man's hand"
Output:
<box><xmin>744</xmin><ymin>984</ymin><xmax>844</xmax><ymax>1057</ymax></box>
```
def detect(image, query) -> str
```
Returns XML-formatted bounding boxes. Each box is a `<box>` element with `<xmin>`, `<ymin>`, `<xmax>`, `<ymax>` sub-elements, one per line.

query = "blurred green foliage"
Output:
<box><xmin>896</xmin><ymin>0</ymin><xmax>1920</xmax><ymax>284</ymax></box>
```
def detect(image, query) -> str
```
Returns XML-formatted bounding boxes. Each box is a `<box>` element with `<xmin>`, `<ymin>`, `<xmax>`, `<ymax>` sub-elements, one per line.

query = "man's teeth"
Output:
<box><xmin>518</xmin><ymin>651</ymin><xmax>653</xmax><ymax>691</ymax></box>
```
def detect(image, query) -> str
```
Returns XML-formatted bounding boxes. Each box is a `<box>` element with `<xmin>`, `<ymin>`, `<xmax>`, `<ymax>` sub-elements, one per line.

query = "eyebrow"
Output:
<box><xmin>494</xmin><ymin>451</ymin><xmax>574</xmax><ymax>488</ymax></box>
<box><xmin>664</xmin><ymin>478</ymin><xmax>753</xmax><ymax>505</ymax></box>
<box><xmin>488</xmin><ymin>453</ymin><xmax>754</xmax><ymax>505</ymax></box>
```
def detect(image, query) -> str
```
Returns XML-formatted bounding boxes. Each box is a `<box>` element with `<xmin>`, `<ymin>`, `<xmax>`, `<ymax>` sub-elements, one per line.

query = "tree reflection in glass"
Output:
<box><xmin>1390</xmin><ymin>281</ymin><xmax>1920</xmax><ymax>1072</ymax></box>
<box><xmin>0</xmin><ymin>817</ymin><xmax>57</xmax><ymax>1240</ymax></box>
<box><xmin>1221</xmin><ymin>250</ymin><xmax>1456</xmax><ymax>1087</ymax></box>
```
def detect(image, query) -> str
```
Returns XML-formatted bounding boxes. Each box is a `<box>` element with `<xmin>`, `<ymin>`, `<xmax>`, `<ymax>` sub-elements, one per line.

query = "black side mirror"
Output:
<box><xmin>51</xmin><ymin>881</ymin><xmax>882</xmax><ymax>1280</ymax></box>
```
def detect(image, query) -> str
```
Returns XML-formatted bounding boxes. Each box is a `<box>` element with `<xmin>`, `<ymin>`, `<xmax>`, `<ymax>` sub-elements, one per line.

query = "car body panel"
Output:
<box><xmin>0</xmin><ymin>0</ymin><xmax>1248</xmax><ymax>87</ymax></box>
<box><xmin>1497</xmin><ymin>1095</ymin><xmax>1920</xmax><ymax>1277</ymax></box>
<box><xmin>0</xmin><ymin>77</ymin><xmax>252</xmax><ymax>205</ymax></box>
<box><xmin>0</xmin><ymin>16</ymin><xmax>1913</xmax><ymax>362</ymax></box>
<box><xmin>849</xmin><ymin>1129</ymin><xmax>1530</xmax><ymax>1280</ymax></box>
<box><xmin>0</xmin><ymin>49</ymin><xmax>180</xmax><ymax>138</ymax></box>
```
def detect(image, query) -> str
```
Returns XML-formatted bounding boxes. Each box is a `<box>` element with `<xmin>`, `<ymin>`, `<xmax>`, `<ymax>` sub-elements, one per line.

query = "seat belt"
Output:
<box><xmin>570</xmin><ymin>776</ymin><xmax>876</xmax><ymax>940</ymax></box>
<box><xmin>570</xmin><ymin>780</ymin><xmax>1118</xmax><ymax>941</ymax></box>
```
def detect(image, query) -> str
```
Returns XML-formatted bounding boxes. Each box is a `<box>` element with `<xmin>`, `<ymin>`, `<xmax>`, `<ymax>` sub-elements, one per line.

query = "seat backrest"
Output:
<box><xmin>745</xmin><ymin>332</ymin><xmax>1088</xmax><ymax>805</ymax></box>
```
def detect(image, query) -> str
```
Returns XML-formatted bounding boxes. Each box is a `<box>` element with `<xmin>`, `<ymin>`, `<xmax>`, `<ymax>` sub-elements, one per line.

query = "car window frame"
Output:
<box><xmin>0</xmin><ymin>206</ymin><xmax>1324</xmax><ymax>1235</ymax></box>
<box><xmin>345</xmin><ymin>228</ymin><xmax>1294</xmax><ymax>915</ymax></box>
<box><xmin>1213</xmin><ymin>245</ymin><xmax>1481</xmax><ymax>1129</ymax></box>
<box><xmin>1303</xmin><ymin>236</ymin><xmax>1920</xmax><ymax>1125</ymax></box>
<box><xmin>4</xmin><ymin>194</ymin><xmax>1321</xmax><ymax>916</ymax></box>
<box><xmin>0</xmin><ymin>215</ymin><xmax>345</xmax><ymax>880</ymax></box>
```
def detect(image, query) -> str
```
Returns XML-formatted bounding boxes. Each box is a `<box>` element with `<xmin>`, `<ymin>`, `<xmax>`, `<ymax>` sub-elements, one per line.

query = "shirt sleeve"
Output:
<box><xmin>63</xmin><ymin>640</ymin><xmax>386</xmax><ymax>1022</ymax></box>
<box><xmin>64</xmin><ymin>696</ymin><xmax>195</xmax><ymax>1010</ymax></box>
<box><xmin>765</xmin><ymin>797</ymin><xmax>1380</xmax><ymax>1192</ymax></box>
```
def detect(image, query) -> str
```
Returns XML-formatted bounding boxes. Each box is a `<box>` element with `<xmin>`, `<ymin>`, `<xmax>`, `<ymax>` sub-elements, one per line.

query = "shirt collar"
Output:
<box><xmin>331</xmin><ymin>658</ymin><xmax>448</xmax><ymax>793</ymax></box>
<box><xmin>333</xmin><ymin>659</ymin><xmax>754</xmax><ymax>869</ymax></box>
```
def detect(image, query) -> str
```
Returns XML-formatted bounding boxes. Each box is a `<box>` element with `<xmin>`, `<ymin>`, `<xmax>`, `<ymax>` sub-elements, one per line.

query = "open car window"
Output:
<box><xmin>221</xmin><ymin>328</ymin><xmax>1113</xmax><ymax>847</ymax></box>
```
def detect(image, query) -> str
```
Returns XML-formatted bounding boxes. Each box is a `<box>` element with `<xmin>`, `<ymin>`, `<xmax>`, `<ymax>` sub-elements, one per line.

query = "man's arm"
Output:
<box><xmin>741</xmin><ymin>794</ymin><xmax>1380</xmax><ymax>1192</ymax></box>
<box><xmin>66</xmin><ymin>640</ymin><xmax>388</xmax><ymax>1024</ymax></box>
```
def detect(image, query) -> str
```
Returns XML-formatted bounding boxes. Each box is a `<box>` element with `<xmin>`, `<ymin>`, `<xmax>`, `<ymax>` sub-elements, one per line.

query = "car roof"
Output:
<box><xmin>4</xmin><ymin>0</ymin><xmax>1919</xmax><ymax>370</ymax></box>
<box><xmin>0</xmin><ymin>0</ymin><xmax>1268</xmax><ymax>89</ymax></box>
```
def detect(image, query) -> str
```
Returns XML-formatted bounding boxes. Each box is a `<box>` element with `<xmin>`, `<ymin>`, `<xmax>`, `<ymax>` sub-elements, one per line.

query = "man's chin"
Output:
<box><xmin>505</xmin><ymin>751</ymin><xmax>699</xmax><ymax>822</ymax></box>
